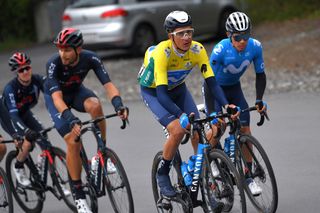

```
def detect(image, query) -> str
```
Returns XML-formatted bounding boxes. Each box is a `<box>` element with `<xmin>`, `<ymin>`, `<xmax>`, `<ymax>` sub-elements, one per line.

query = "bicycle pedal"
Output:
<box><xmin>192</xmin><ymin>200</ymin><xmax>203</xmax><ymax>208</ymax></box>
<box><xmin>213</xmin><ymin>202</ymin><xmax>224</xmax><ymax>213</ymax></box>
<box><xmin>157</xmin><ymin>198</ymin><xmax>172</xmax><ymax>211</ymax></box>
<box><xmin>220</xmin><ymin>187</ymin><xmax>233</xmax><ymax>198</ymax></box>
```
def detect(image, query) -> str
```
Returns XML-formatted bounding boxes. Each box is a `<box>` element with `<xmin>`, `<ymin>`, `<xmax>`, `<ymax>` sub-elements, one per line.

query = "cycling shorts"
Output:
<box><xmin>203</xmin><ymin>82</ymin><xmax>250</xmax><ymax>126</ymax></box>
<box><xmin>140</xmin><ymin>83</ymin><xmax>200</xmax><ymax>127</ymax></box>
<box><xmin>44</xmin><ymin>85</ymin><xmax>97</xmax><ymax>137</ymax></box>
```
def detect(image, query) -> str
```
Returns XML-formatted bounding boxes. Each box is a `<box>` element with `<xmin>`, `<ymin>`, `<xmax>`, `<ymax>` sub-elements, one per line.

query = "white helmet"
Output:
<box><xmin>225</xmin><ymin>12</ymin><xmax>251</xmax><ymax>33</ymax></box>
<box><xmin>164</xmin><ymin>11</ymin><xmax>192</xmax><ymax>33</ymax></box>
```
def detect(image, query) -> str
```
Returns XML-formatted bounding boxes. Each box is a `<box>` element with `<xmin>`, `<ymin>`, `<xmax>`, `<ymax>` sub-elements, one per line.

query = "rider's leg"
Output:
<box><xmin>72</xmin><ymin>86</ymin><xmax>106</xmax><ymax>142</ymax></box>
<box><xmin>157</xmin><ymin>120</ymin><xmax>185</xmax><ymax>197</ymax></box>
<box><xmin>84</xmin><ymin>97</ymin><xmax>106</xmax><ymax>141</ymax></box>
<box><xmin>16</xmin><ymin>140</ymin><xmax>32</xmax><ymax>162</ymax></box>
<box><xmin>44</xmin><ymin>93</ymin><xmax>88</xmax><ymax>203</ymax></box>
<box><xmin>64</xmin><ymin>133</ymin><xmax>82</xmax><ymax>181</ymax></box>
<box><xmin>240</xmin><ymin>126</ymin><xmax>253</xmax><ymax>167</ymax></box>
<box><xmin>163</xmin><ymin>120</ymin><xmax>185</xmax><ymax>160</ymax></box>
<box><xmin>0</xmin><ymin>143</ymin><xmax>6</xmax><ymax>162</ymax></box>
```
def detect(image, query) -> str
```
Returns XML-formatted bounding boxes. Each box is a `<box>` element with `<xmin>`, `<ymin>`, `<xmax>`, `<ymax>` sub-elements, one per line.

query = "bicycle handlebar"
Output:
<box><xmin>0</xmin><ymin>125</ymin><xmax>55</xmax><ymax>145</ymax></box>
<box><xmin>0</xmin><ymin>139</ymin><xmax>15</xmax><ymax>144</ymax></box>
<box><xmin>190</xmin><ymin>105</ymin><xmax>269</xmax><ymax>133</ymax></box>
<box><xmin>81</xmin><ymin>107</ymin><xmax>129</xmax><ymax>129</ymax></box>
<box><xmin>240</xmin><ymin>106</ymin><xmax>269</xmax><ymax>126</ymax></box>
<box><xmin>75</xmin><ymin>107</ymin><xmax>129</xmax><ymax>142</ymax></box>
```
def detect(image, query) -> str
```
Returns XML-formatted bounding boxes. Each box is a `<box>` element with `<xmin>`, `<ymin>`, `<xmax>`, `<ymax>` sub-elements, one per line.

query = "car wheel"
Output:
<box><xmin>131</xmin><ymin>25</ymin><xmax>156</xmax><ymax>56</ymax></box>
<box><xmin>217</xmin><ymin>9</ymin><xmax>235</xmax><ymax>39</ymax></box>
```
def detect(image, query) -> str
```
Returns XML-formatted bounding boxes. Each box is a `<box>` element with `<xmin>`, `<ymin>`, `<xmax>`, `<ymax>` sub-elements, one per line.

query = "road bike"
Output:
<box><xmin>0</xmin><ymin>163</ymin><xmax>13</xmax><ymax>213</ymax></box>
<box><xmin>151</xmin><ymin>112</ymin><xmax>246</xmax><ymax>213</ymax></box>
<box><xmin>199</xmin><ymin>105</ymin><xmax>278</xmax><ymax>213</ymax></box>
<box><xmin>75</xmin><ymin>109</ymin><xmax>134</xmax><ymax>213</ymax></box>
<box><xmin>5</xmin><ymin>127</ymin><xmax>75</xmax><ymax>213</ymax></box>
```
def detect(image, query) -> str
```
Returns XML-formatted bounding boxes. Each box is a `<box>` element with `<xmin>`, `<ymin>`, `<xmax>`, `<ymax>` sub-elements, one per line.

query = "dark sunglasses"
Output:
<box><xmin>232</xmin><ymin>33</ymin><xmax>250</xmax><ymax>42</ymax></box>
<box><xmin>17</xmin><ymin>66</ymin><xmax>31</xmax><ymax>73</ymax></box>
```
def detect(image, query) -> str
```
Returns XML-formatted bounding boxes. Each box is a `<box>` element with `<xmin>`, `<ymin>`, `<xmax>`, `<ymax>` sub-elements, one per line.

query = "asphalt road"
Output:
<box><xmin>0</xmin><ymin>91</ymin><xmax>319</xmax><ymax>213</ymax></box>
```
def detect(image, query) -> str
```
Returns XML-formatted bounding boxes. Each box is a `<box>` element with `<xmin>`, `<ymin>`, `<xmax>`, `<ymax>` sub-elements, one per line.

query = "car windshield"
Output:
<box><xmin>69</xmin><ymin>0</ymin><xmax>118</xmax><ymax>8</ymax></box>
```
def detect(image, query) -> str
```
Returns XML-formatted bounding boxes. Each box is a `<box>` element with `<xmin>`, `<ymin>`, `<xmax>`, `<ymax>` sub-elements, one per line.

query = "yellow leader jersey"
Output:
<box><xmin>138</xmin><ymin>40</ymin><xmax>214</xmax><ymax>90</ymax></box>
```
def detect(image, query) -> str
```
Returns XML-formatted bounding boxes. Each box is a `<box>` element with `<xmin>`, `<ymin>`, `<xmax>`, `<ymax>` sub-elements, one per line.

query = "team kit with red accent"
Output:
<box><xmin>0</xmin><ymin>10</ymin><xmax>271</xmax><ymax>213</ymax></box>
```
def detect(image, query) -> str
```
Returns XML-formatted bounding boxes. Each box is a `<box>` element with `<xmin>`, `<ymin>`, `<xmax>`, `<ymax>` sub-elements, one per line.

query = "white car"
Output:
<box><xmin>62</xmin><ymin>0</ymin><xmax>243</xmax><ymax>55</ymax></box>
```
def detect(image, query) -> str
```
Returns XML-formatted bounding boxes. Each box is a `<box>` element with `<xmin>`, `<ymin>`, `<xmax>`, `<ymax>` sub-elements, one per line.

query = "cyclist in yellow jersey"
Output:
<box><xmin>138</xmin><ymin>11</ymin><xmax>239</xmax><ymax>204</ymax></box>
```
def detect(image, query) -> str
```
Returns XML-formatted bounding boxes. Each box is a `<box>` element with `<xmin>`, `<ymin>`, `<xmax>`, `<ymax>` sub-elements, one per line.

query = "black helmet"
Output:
<box><xmin>225</xmin><ymin>12</ymin><xmax>251</xmax><ymax>34</ymax></box>
<box><xmin>53</xmin><ymin>28</ymin><xmax>83</xmax><ymax>48</ymax></box>
<box><xmin>164</xmin><ymin>11</ymin><xmax>192</xmax><ymax>33</ymax></box>
<box><xmin>8</xmin><ymin>52</ymin><xmax>31</xmax><ymax>71</ymax></box>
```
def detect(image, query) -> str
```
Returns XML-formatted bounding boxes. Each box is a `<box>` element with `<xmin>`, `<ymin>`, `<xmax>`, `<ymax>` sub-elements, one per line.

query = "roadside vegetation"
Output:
<box><xmin>247</xmin><ymin>0</ymin><xmax>320</xmax><ymax>24</ymax></box>
<box><xmin>0</xmin><ymin>0</ymin><xmax>319</xmax><ymax>52</ymax></box>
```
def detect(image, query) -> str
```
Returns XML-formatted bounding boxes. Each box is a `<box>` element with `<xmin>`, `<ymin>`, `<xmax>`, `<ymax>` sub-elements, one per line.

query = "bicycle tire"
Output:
<box><xmin>151</xmin><ymin>151</ymin><xmax>193</xmax><ymax>213</ymax></box>
<box><xmin>202</xmin><ymin>149</ymin><xmax>246</xmax><ymax>213</ymax></box>
<box><xmin>103</xmin><ymin>148</ymin><xmax>134</xmax><ymax>213</ymax></box>
<box><xmin>5</xmin><ymin>150</ymin><xmax>44</xmax><ymax>213</ymax></box>
<box><xmin>49</xmin><ymin>146</ymin><xmax>77</xmax><ymax>212</ymax></box>
<box><xmin>0</xmin><ymin>167</ymin><xmax>14</xmax><ymax>213</ymax></box>
<box><xmin>238</xmin><ymin>134</ymin><xmax>278</xmax><ymax>213</ymax></box>
<box><xmin>70</xmin><ymin>149</ymin><xmax>98</xmax><ymax>213</ymax></box>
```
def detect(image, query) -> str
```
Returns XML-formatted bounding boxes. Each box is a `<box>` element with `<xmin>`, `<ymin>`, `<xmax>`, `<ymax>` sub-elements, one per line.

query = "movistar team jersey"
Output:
<box><xmin>45</xmin><ymin>50</ymin><xmax>111</xmax><ymax>95</ymax></box>
<box><xmin>138</xmin><ymin>40</ymin><xmax>214</xmax><ymax>90</ymax></box>
<box><xmin>210</xmin><ymin>38</ymin><xmax>265</xmax><ymax>86</ymax></box>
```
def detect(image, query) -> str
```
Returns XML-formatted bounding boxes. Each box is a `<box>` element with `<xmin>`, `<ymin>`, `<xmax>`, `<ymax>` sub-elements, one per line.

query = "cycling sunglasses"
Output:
<box><xmin>17</xmin><ymin>66</ymin><xmax>31</xmax><ymax>73</ymax></box>
<box><xmin>171</xmin><ymin>28</ymin><xmax>194</xmax><ymax>38</ymax></box>
<box><xmin>232</xmin><ymin>33</ymin><xmax>250</xmax><ymax>42</ymax></box>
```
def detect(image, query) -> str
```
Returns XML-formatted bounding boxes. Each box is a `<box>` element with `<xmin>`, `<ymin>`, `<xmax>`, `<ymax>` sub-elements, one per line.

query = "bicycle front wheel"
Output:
<box><xmin>5</xmin><ymin>150</ymin><xmax>44</xmax><ymax>213</ymax></box>
<box><xmin>151</xmin><ymin>151</ymin><xmax>193</xmax><ymax>213</ymax></box>
<box><xmin>49</xmin><ymin>146</ymin><xmax>77</xmax><ymax>212</ymax></box>
<box><xmin>0</xmin><ymin>167</ymin><xmax>13</xmax><ymax>213</ymax></box>
<box><xmin>103</xmin><ymin>148</ymin><xmax>134</xmax><ymax>213</ymax></box>
<box><xmin>238</xmin><ymin>134</ymin><xmax>278</xmax><ymax>213</ymax></box>
<box><xmin>202</xmin><ymin>149</ymin><xmax>246</xmax><ymax>213</ymax></box>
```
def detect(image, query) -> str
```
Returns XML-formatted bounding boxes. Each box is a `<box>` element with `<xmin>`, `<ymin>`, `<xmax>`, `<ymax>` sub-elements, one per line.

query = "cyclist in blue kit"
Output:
<box><xmin>0</xmin><ymin>52</ymin><xmax>47</xmax><ymax>186</ymax></box>
<box><xmin>44</xmin><ymin>28</ymin><xmax>128</xmax><ymax>213</ymax></box>
<box><xmin>203</xmin><ymin>12</ymin><xmax>267</xmax><ymax>195</ymax></box>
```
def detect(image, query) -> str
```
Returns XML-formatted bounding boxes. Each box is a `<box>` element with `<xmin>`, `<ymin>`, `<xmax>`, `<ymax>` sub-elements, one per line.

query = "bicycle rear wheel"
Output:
<box><xmin>5</xmin><ymin>150</ymin><xmax>44</xmax><ymax>213</ymax></box>
<box><xmin>238</xmin><ymin>134</ymin><xmax>278</xmax><ymax>213</ymax></box>
<box><xmin>49</xmin><ymin>147</ymin><xmax>77</xmax><ymax>212</ymax></box>
<box><xmin>202</xmin><ymin>149</ymin><xmax>246</xmax><ymax>213</ymax></box>
<box><xmin>151</xmin><ymin>151</ymin><xmax>193</xmax><ymax>213</ymax></box>
<box><xmin>103</xmin><ymin>148</ymin><xmax>134</xmax><ymax>213</ymax></box>
<box><xmin>0</xmin><ymin>167</ymin><xmax>13</xmax><ymax>213</ymax></box>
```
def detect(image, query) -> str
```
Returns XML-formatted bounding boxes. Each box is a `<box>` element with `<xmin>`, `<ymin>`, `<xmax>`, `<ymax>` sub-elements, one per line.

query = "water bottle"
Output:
<box><xmin>229</xmin><ymin>135</ymin><xmax>235</xmax><ymax>163</ymax></box>
<box><xmin>91</xmin><ymin>155</ymin><xmax>99</xmax><ymax>177</ymax></box>
<box><xmin>224</xmin><ymin>137</ymin><xmax>230</xmax><ymax>156</ymax></box>
<box><xmin>187</xmin><ymin>155</ymin><xmax>196</xmax><ymax>175</ymax></box>
<box><xmin>181</xmin><ymin>162</ymin><xmax>192</xmax><ymax>186</ymax></box>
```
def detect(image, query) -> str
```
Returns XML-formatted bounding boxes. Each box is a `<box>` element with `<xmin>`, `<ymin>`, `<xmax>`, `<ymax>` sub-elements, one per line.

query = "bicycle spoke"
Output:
<box><xmin>103</xmin><ymin>149</ymin><xmax>134</xmax><ymax>213</ymax></box>
<box><xmin>240</xmin><ymin>135</ymin><xmax>278</xmax><ymax>213</ymax></box>
<box><xmin>0</xmin><ymin>167</ymin><xmax>13</xmax><ymax>213</ymax></box>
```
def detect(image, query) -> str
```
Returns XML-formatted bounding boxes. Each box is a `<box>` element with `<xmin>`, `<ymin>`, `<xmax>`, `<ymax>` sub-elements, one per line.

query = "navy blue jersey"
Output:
<box><xmin>45</xmin><ymin>50</ymin><xmax>111</xmax><ymax>95</ymax></box>
<box><xmin>1</xmin><ymin>74</ymin><xmax>45</xmax><ymax>130</ymax></box>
